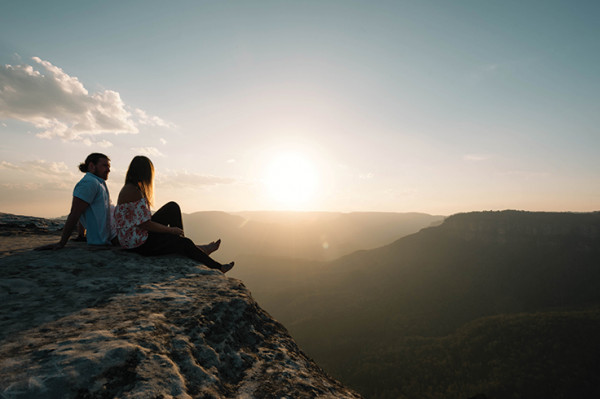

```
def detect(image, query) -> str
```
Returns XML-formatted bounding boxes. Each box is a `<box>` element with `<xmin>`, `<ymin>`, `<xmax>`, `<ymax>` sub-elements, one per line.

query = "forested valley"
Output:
<box><xmin>231</xmin><ymin>211</ymin><xmax>600</xmax><ymax>398</ymax></box>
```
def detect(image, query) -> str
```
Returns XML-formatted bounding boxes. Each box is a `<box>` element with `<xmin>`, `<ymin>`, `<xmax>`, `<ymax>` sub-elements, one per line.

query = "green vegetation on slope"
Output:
<box><xmin>337</xmin><ymin>309</ymin><xmax>600</xmax><ymax>399</ymax></box>
<box><xmin>239</xmin><ymin>211</ymin><xmax>600</xmax><ymax>399</ymax></box>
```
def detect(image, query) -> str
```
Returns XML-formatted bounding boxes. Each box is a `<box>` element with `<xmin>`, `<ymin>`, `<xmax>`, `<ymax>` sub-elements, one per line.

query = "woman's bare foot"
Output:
<box><xmin>220</xmin><ymin>262</ymin><xmax>234</xmax><ymax>273</ymax></box>
<box><xmin>197</xmin><ymin>239</ymin><xmax>221</xmax><ymax>255</ymax></box>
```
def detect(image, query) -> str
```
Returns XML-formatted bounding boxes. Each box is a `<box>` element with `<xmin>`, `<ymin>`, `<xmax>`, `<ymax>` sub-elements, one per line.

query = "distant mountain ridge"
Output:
<box><xmin>440</xmin><ymin>210</ymin><xmax>600</xmax><ymax>243</ymax></box>
<box><xmin>183</xmin><ymin>210</ymin><xmax>443</xmax><ymax>262</ymax></box>
<box><xmin>321</xmin><ymin>210</ymin><xmax>600</xmax><ymax>329</ymax></box>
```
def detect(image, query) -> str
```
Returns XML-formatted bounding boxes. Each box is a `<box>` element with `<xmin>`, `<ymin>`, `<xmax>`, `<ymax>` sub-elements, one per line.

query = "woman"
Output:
<box><xmin>115</xmin><ymin>156</ymin><xmax>234</xmax><ymax>273</ymax></box>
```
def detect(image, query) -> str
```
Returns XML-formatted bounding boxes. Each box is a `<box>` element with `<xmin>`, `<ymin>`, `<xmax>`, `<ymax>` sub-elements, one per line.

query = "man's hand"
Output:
<box><xmin>42</xmin><ymin>197</ymin><xmax>90</xmax><ymax>251</ymax></box>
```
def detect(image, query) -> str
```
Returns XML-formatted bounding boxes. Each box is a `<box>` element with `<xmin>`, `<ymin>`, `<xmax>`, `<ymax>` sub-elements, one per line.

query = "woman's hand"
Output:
<box><xmin>170</xmin><ymin>226</ymin><xmax>184</xmax><ymax>236</ymax></box>
<box><xmin>138</xmin><ymin>220</ymin><xmax>183</xmax><ymax>236</ymax></box>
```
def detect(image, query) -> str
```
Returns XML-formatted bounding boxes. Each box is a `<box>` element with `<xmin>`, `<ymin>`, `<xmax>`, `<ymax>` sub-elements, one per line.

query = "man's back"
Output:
<box><xmin>73</xmin><ymin>172</ymin><xmax>114</xmax><ymax>245</ymax></box>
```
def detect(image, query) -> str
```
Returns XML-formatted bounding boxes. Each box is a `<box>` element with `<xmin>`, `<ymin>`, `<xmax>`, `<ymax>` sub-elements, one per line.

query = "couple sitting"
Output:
<box><xmin>39</xmin><ymin>153</ymin><xmax>234</xmax><ymax>274</ymax></box>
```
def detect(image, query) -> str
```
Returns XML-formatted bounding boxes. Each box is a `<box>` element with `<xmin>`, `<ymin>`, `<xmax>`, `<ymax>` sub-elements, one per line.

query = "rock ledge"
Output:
<box><xmin>0</xmin><ymin>244</ymin><xmax>362</xmax><ymax>398</ymax></box>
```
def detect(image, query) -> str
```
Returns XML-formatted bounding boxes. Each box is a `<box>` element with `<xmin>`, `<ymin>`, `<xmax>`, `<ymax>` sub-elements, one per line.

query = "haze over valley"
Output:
<box><xmin>183</xmin><ymin>211</ymin><xmax>443</xmax><ymax>262</ymax></box>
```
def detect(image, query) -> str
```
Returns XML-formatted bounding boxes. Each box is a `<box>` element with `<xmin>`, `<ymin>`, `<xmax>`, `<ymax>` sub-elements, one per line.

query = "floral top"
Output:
<box><xmin>114</xmin><ymin>198</ymin><xmax>151</xmax><ymax>249</ymax></box>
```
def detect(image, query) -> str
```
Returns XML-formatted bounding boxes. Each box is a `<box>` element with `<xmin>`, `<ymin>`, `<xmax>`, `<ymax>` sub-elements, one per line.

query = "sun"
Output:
<box><xmin>264</xmin><ymin>152</ymin><xmax>319</xmax><ymax>209</ymax></box>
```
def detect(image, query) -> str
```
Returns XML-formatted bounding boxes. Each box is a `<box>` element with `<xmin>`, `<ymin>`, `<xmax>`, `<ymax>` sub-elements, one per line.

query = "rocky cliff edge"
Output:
<box><xmin>0</xmin><ymin>243</ymin><xmax>362</xmax><ymax>399</ymax></box>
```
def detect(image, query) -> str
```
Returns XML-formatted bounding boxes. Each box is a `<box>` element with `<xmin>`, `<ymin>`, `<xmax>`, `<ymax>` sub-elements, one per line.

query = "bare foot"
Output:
<box><xmin>220</xmin><ymin>262</ymin><xmax>234</xmax><ymax>273</ymax></box>
<box><xmin>197</xmin><ymin>239</ymin><xmax>221</xmax><ymax>255</ymax></box>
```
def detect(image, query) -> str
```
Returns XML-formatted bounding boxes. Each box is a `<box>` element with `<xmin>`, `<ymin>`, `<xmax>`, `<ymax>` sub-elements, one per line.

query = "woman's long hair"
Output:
<box><xmin>125</xmin><ymin>156</ymin><xmax>154</xmax><ymax>206</ymax></box>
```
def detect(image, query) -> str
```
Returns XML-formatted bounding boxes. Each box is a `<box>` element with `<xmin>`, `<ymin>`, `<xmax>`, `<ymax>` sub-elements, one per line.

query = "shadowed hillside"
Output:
<box><xmin>241</xmin><ymin>211</ymin><xmax>600</xmax><ymax>399</ymax></box>
<box><xmin>346</xmin><ymin>309</ymin><xmax>600</xmax><ymax>399</ymax></box>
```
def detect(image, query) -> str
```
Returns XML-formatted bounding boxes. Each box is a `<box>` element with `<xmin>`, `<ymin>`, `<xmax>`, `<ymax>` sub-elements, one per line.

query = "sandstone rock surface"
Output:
<box><xmin>0</xmin><ymin>239</ymin><xmax>362</xmax><ymax>399</ymax></box>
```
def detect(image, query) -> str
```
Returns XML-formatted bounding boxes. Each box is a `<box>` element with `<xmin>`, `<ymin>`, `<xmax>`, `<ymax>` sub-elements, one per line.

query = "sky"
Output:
<box><xmin>1</xmin><ymin>0</ymin><xmax>599</xmax><ymax>218</ymax></box>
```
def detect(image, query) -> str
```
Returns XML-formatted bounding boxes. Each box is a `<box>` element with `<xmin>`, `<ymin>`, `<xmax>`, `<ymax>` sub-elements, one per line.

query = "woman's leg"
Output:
<box><xmin>135</xmin><ymin>232</ymin><xmax>225</xmax><ymax>270</ymax></box>
<box><xmin>151</xmin><ymin>201</ymin><xmax>183</xmax><ymax>229</ymax></box>
<box><xmin>151</xmin><ymin>201</ymin><xmax>221</xmax><ymax>255</ymax></box>
<box><xmin>197</xmin><ymin>239</ymin><xmax>221</xmax><ymax>255</ymax></box>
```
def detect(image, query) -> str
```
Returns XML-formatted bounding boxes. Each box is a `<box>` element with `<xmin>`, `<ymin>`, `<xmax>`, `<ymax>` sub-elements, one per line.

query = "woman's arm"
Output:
<box><xmin>138</xmin><ymin>220</ymin><xmax>183</xmax><ymax>236</ymax></box>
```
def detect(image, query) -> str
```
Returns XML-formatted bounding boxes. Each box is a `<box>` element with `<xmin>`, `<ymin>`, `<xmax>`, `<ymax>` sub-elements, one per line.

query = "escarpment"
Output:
<box><xmin>0</xmin><ymin>244</ymin><xmax>362</xmax><ymax>398</ymax></box>
<box><xmin>439</xmin><ymin>210</ymin><xmax>600</xmax><ymax>244</ymax></box>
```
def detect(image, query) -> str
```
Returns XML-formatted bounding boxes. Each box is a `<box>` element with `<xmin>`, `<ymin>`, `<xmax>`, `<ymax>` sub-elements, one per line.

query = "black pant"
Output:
<box><xmin>131</xmin><ymin>202</ymin><xmax>222</xmax><ymax>269</ymax></box>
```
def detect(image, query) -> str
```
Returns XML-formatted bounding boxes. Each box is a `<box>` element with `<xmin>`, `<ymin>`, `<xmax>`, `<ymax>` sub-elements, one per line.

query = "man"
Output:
<box><xmin>37</xmin><ymin>153</ymin><xmax>118</xmax><ymax>250</ymax></box>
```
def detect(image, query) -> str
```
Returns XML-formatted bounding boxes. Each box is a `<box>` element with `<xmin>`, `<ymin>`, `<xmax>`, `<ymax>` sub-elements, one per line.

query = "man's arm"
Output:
<box><xmin>36</xmin><ymin>197</ymin><xmax>89</xmax><ymax>250</ymax></box>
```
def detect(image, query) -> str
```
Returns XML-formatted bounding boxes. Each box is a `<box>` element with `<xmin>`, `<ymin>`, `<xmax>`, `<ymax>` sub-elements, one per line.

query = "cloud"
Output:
<box><xmin>24</xmin><ymin>160</ymin><xmax>71</xmax><ymax>175</ymax></box>
<box><xmin>0</xmin><ymin>57</ymin><xmax>172</xmax><ymax>144</ymax></box>
<box><xmin>1</xmin><ymin>159</ymin><xmax>74</xmax><ymax>176</ymax></box>
<box><xmin>132</xmin><ymin>147</ymin><xmax>165</xmax><ymax>157</ymax></box>
<box><xmin>156</xmin><ymin>170</ymin><xmax>235</xmax><ymax>189</ymax></box>
<box><xmin>359</xmin><ymin>172</ymin><xmax>374</xmax><ymax>180</ymax></box>
<box><xmin>0</xmin><ymin>182</ymin><xmax>42</xmax><ymax>191</ymax></box>
<box><xmin>469</xmin><ymin>58</ymin><xmax>536</xmax><ymax>84</ymax></box>
<box><xmin>497</xmin><ymin>170</ymin><xmax>550</xmax><ymax>180</ymax></box>
<box><xmin>384</xmin><ymin>187</ymin><xmax>418</xmax><ymax>197</ymax></box>
<box><xmin>82</xmin><ymin>138</ymin><xmax>113</xmax><ymax>148</ymax></box>
<box><xmin>160</xmin><ymin>138</ymin><xmax>167</xmax><ymax>145</ymax></box>
<box><xmin>463</xmin><ymin>154</ymin><xmax>490</xmax><ymax>162</ymax></box>
<box><xmin>135</xmin><ymin>109</ymin><xmax>175</xmax><ymax>128</ymax></box>
<box><xmin>0</xmin><ymin>161</ymin><xmax>19</xmax><ymax>170</ymax></box>
<box><xmin>469</xmin><ymin>63</ymin><xmax>502</xmax><ymax>83</ymax></box>
<box><xmin>0</xmin><ymin>159</ymin><xmax>78</xmax><ymax>191</ymax></box>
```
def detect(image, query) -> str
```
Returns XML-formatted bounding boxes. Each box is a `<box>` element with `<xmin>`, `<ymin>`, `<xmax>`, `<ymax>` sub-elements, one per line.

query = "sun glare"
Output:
<box><xmin>264</xmin><ymin>152</ymin><xmax>319</xmax><ymax>209</ymax></box>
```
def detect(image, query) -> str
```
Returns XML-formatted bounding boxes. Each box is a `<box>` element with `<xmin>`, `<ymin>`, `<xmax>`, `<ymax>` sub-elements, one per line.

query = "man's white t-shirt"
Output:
<box><xmin>73</xmin><ymin>172</ymin><xmax>116</xmax><ymax>245</ymax></box>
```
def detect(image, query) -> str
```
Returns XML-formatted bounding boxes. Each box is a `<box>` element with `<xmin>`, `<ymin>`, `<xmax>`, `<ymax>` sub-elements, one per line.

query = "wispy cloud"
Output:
<box><xmin>463</xmin><ymin>154</ymin><xmax>490</xmax><ymax>162</ymax></box>
<box><xmin>0</xmin><ymin>57</ymin><xmax>172</xmax><ymax>146</ymax></box>
<box><xmin>384</xmin><ymin>187</ymin><xmax>418</xmax><ymax>197</ymax></box>
<box><xmin>82</xmin><ymin>138</ymin><xmax>113</xmax><ymax>148</ymax></box>
<box><xmin>132</xmin><ymin>147</ymin><xmax>165</xmax><ymax>157</ymax></box>
<box><xmin>497</xmin><ymin>170</ymin><xmax>550</xmax><ymax>180</ymax></box>
<box><xmin>0</xmin><ymin>159</ymin><xmax>78</xmax><ymax>190</ymax></box>
<box><xmin>135</xmin><ymin>109</ymin><xmax>175</xmax><ymax>128</ymax></box>
<box><xmin>0</xmin><ymin>182</ymin><xmax>43</xmax><ymax>191</ymax></box>
<box><xmin>0</xmin><ymin>159</ymin><xmax>73</xmax><ymax>176</ymax></box>
<box><xmin>468</xmin><ymin>58</ymin><xmax>537</xmax><ymax>83</ymax></box>
<box><xmin>156</xmin><ymin>170</ymin><xmax>235</xmax><ymax>189</ymax></box>
<box><xmin>0</xmin><ymin>159</ymin><xmax>235</xmax><ymax>193</ymax></box>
